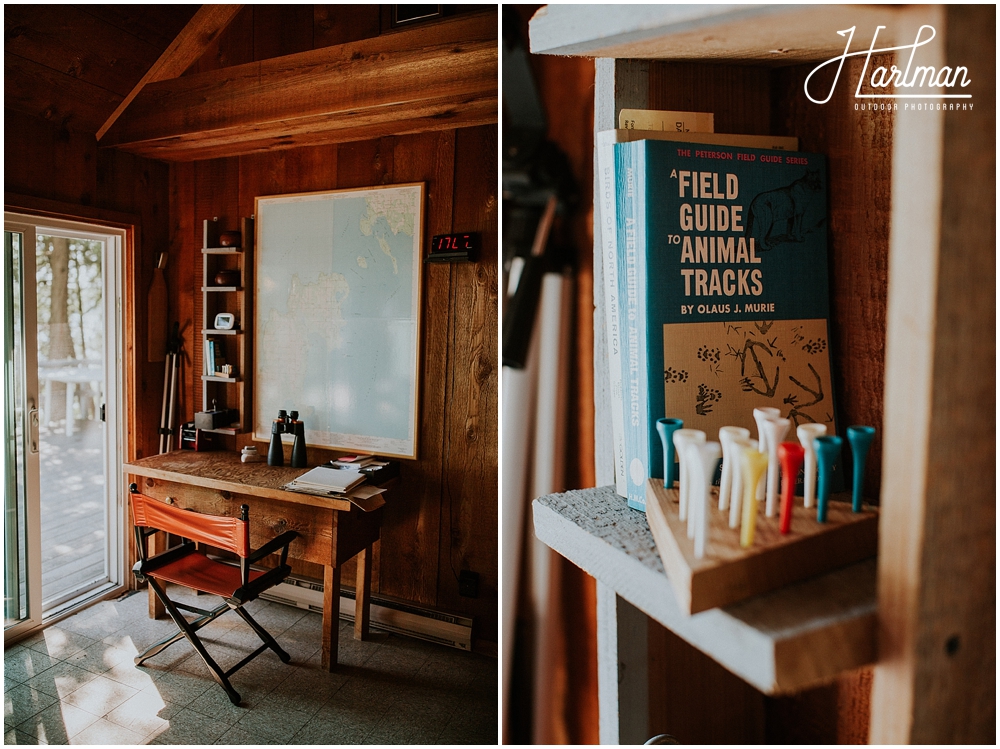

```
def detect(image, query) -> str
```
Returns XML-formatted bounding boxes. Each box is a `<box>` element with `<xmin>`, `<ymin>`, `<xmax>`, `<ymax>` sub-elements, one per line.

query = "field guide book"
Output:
<box><xmin>598</xmin><ymin>116</ymin><xmax>751</xmax><ymax>496</ymax></box>
<box><xmin>610</xmin><ymin>133</ymin><xmax>839</xmax><ymax>512</ymax></box>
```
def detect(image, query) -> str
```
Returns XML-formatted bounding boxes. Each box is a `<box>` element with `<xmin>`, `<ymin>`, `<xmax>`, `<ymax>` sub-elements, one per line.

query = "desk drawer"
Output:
<box><xmin>137</xmin><ymin>478</ymin><xmax>334</xmax><ymax>566</ymax></box>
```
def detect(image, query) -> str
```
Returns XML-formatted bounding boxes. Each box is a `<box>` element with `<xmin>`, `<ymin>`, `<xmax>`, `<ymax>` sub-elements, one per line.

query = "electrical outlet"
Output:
<box><xmin>459</xmin><ymin>570</ymin><xmax>479</xmax><ymax>598</ymax></box>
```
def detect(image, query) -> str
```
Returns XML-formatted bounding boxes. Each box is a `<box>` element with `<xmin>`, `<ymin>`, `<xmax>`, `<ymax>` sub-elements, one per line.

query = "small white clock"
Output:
<box><xmin>214</xmin><ymin>313</ymin><xmax>235</xmax><ymax>330</ymax></box>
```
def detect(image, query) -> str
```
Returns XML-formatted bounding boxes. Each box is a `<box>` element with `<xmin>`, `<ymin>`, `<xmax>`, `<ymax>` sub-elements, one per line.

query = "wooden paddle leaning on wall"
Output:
<box><xmin>148</xmin><ymin>251</ymin><xmax>168</xmax><ymax>362</ymax></box>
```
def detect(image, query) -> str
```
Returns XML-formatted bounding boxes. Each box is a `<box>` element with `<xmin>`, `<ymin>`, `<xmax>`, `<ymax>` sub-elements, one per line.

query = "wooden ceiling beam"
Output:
<box><xmin>96</xmin><ymin>4</ymin><xmax>244</xmax><ymax>141</ymax></box>
<box><xmin>101</xmin><ymin>13</ymin><xmax>498</xmax><ymax>161</ymax></box>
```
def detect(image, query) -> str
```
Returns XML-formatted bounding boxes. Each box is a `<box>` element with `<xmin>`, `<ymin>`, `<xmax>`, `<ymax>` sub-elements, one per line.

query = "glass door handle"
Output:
<box><xmin>28</xmin><ymin>399</ymin><xmax>39</xmax><ymax>454</ymax></box>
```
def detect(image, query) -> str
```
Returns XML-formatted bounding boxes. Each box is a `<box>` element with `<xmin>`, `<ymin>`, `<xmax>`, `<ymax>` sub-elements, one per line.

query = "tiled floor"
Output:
<box><xmin>4</xmin><ymin>589</ymin><xmax>497</xmax><ymax>745</ymax></box>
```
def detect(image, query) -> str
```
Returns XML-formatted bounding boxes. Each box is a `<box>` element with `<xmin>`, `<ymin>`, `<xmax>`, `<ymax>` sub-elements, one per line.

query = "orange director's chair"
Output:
<box><xmin>129</xmin><ymin>484</ymin><xmax>298</xmax><ymax>705</ymax></box>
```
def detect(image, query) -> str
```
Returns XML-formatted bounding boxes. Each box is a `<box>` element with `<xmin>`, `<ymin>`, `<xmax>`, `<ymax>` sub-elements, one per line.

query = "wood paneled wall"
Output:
<box><xmin>165</xmin><ymin>126</ymin><xmax>499</xmax><ymax>642</ymax></box>
<box><xmin>5</xmin><ymin>108</ymin><xmax>172</xmax><ymax>464</ymax></box>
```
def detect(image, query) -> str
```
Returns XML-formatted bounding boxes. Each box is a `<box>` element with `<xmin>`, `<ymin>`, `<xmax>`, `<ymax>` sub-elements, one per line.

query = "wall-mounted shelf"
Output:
<box><xmin>200</xmin><ymin>216</ymin><xmax>254</xmax><ymax>434</ymax></box>
<box><xmin>533</xmin><ymin>486</ymin><xmax>876</xmax><ymax>696</ymax></box>
<box><xmin>200</xmin><ymin>329</ymin><xmax>241</xmax><ymax>336</ymax></box>
<box><xmin>202</xmin><ymin>426</ymin><xmax>239</xmax><ymax>436</ymax></box>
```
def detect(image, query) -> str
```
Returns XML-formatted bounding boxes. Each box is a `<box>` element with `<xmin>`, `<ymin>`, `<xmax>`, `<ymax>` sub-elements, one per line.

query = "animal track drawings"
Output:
<box><xmin>661</xmin><ymin>319</ymin><xmax>836</xmax><ymax>440</ymax></box>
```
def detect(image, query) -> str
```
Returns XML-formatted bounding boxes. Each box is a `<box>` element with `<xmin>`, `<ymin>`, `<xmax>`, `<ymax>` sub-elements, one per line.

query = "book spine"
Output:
<box><xmin>617</xmin><ymin>140</ymin><xmax>649</xmax><ymax>511</ymax></box>
<box><xmin>597</xmin><ymin>134</ymin><xmax>628</xmax><ymax>497</ymax></box>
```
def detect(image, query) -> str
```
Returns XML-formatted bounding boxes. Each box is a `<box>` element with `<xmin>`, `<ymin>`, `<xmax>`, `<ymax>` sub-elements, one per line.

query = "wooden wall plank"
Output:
<box><xmin>168</xmin><ymin>163</ymin><xmax>197</xmax><ymax>434</ymax></box>
<box><xmin>4</xmin><ymin>110</ymin><xmax>97</xmax><ymax>206</ymax></box>
<box><xmin>648</xmin><ymin>623</ymin><xmax>765</xmax><ymax>743</ymax></box>
<box><xmin>95</xmin><ymin>149</ymin><xmax>171</xmax><ymax>460</ymax></box>
<box><xmin>773</xmin><ymin>57</ymin><xmax>891</xmax><ymax>501</ymax></box>
<box><xmin>77</xmin><ymin>6</ymin><xmax>199</xmax><ymax>51</ymax></box>
<box><xmin>438</xmin><ymin>125</ymin><xmax>498</xmax><ymax>640</ymax></box>
<box><xmin>336</xmin><ymin>137</ymin><xmax>395</xmax><ymax>189</ymax></box>
<box><xmin>314</xmin><ymin>5</ymin><xmax>382</xmax><ymax>47</ymax></box>
<box><xmin>647</xmin><ymin>62</ymin><xmax>772</xmax><ymax>135</ymax></box>
<box><xmin>6</xmin><ymin>5</ymin><xmax>160</xmax><ymax>97</ymax></box>
<box><xmin>253</xmin><ymin>5</ymin><xmax>315</xmax><ymax>60</ymax></box>
<box><xmin>5</xmin><ymin>52</ymin><xmax>122</xmax><ymax>134</ymax></box>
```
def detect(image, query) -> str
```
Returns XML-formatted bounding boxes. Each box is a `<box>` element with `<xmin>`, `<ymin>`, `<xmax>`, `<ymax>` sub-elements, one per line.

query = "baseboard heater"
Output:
<box><xmin>260</xmin><ymin>575</ymin><xmax>473</xmax><ymax>652</ymax></box>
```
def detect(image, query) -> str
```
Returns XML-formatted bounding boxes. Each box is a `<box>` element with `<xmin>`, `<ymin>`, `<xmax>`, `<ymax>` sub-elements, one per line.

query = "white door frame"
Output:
<box><xmin>4</xmin><ymin>213</ymin><xmax>127</xmax><ymax>639</ymax></box>
<box><xmin>4</xmin><ymin>221</ymin><xmax>43</xmax><ymax>638</ymax></box>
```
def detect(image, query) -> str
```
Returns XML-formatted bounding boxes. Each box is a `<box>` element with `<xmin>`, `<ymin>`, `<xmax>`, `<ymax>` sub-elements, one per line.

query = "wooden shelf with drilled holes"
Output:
<box><xmin>645</xmin><ymin>479</ymin><xmax>878</xmax><ymax>615</ymax></box>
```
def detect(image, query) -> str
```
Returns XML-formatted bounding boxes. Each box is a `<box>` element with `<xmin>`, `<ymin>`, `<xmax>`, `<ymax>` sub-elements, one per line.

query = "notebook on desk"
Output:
<box><xmin>286</xmin><ymin>466</ymin><xmax>367</xmax><ymax>494</ymax></box>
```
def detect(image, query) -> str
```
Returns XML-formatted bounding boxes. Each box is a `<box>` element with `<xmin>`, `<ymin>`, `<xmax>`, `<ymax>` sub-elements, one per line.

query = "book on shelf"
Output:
<box><xmin>619</xmin><ymin>108</ymin><xmax>715</xmax><ymax>133</ymax></box>
<box><xmin>204</xmin><ymin>338</ymin><xmax>226</xmax><ymax>376</ymax></box>
<box><xmin>608</xmin><ymin>130</ymin><xmax>840</xmax><ymax>511</ymax></box>
<box><xmin>598</xmin><ymin>113</ymin><xmax>718</xmax><ymax>497</ymax></box>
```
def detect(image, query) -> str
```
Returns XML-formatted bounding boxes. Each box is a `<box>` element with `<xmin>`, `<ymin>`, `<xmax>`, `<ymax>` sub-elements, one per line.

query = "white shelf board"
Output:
<box><xmin>529</xmin><ymin>4</ymin><xmax>901</xmax><ymax>63</ymax></box>
<box><xmin>532</xmin><ymin>485</ymin><xmax>877</xmax><ymax>695</ymax></box>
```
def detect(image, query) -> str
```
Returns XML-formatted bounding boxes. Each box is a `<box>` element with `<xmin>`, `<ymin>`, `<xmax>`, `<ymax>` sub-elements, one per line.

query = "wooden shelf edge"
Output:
<box><xmin>532</xmin><ymin>486</ymin><xmax>877</xmax><ymax>695</ymax></box>
<box><xmin>201</xmin><ymin>286</ymin><xmax>241</xmax><ymax>292</ymax></box>
<box><xmin>201</xmin><ymin>375</ymin><xmax>240</xmax><ymax>383</ymax></box>
<box><xmin>529</xmin><ymin>4</ymin><xmax>902</xmax><ymax>61</ymax></box>
<box><xmin>201</xmin><ymin>329</ymin><xmax>241</xmax><ymax>336</ymax></box>
<box><xmin>202</xmin><ymin>247</ymin><xmax>242</xmax><ymax>254</ymax></box>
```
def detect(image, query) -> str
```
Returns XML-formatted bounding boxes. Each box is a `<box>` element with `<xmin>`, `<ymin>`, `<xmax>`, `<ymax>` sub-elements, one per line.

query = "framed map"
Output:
<box><xmin>253</xmin><ymin>184</ymin><xmax>424</xmax><ymax>458</ymax></box>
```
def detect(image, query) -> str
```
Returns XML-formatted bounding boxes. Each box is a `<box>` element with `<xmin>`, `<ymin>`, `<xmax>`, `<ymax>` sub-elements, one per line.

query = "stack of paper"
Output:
<box><xmin>284</xmin><ymin>466</ymin><xmax>366</xmax><ymax>494</ymax></box>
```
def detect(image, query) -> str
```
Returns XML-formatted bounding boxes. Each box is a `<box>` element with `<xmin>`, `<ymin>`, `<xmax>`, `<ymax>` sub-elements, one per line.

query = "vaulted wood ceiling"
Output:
<box><xmin>5</xmin><ymin>5</ymin><xmax>498</xmax><ymax>162</ymax></box>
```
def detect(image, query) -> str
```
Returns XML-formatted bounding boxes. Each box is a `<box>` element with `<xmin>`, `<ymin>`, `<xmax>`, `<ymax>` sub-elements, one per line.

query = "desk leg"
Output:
<box><xmin>322</xmin><ymin>564</ymin><xmax>341</xmax><ymax>672</ymax></box>
<box><xmin>147</xmin><ymin>533</ymin><xmax>166</xmax><ymax>620</ymax></box>
<box><xmin>354</xmin><ymin>545</ymin><xmax>372</xmax><ymax>640</ymax></box>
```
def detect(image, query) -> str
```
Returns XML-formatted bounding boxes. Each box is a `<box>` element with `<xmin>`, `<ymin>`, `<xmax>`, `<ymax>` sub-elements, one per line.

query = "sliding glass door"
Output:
<box><xmin>4</xmin><ymin>225</ymin><xmax>42</xmax><ymax>632</ymax></box>
<box><xmin>4</xmin><ymin>215</ymin><xmax>125</xmax><ymax>636</ymax></box>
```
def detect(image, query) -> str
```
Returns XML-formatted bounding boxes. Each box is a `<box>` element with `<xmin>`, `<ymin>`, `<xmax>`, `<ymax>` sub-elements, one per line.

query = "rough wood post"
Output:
<box><xmin>597</xmin><ymin>581</ymin><xmax>649</xmax><ymax>744</ymax></box>
<box><xmin>869</xmin><ymin>6</ymin><xmax>995</xmax><ymax>743</ymax></box>
<box><xmin>591</xmin><ymin>58</ymin><xmax>652</xmax><ymax>746</ymax></box>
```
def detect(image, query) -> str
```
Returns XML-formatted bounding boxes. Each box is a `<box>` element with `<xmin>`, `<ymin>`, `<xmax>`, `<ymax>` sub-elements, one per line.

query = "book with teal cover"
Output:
<box><xmin>615</xmin><ymin>138</ymin><xmax>840</xmax><ymax>512</ymax></box>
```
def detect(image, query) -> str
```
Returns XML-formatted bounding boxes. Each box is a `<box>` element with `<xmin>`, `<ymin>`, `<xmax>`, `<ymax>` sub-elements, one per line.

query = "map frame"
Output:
<box><xmin>252</xmin><ymin>182</ymin><xmax>425</xmax><ymax>459</ymax></box>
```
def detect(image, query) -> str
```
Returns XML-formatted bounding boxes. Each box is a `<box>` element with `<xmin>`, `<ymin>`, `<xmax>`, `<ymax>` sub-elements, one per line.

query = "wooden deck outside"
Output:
<box><xmin>39</xmin><ymin>418</ymin><xmax>107</xmax><ymax>607</ymax></box>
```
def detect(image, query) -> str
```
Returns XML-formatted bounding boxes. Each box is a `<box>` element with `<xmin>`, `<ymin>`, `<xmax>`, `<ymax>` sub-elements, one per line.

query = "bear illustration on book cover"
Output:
<box><xmin>615</xmin><ymin>139</ymin><xmax>842</xmax><ymax>511</ymax></box>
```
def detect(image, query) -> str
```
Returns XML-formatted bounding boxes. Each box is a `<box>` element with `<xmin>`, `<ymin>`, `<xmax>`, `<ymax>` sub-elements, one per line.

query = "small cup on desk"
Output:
<box><xmin>241</xmin><ymin>446</ymin><xmax>263</xmax><ymax>463</ymax></box>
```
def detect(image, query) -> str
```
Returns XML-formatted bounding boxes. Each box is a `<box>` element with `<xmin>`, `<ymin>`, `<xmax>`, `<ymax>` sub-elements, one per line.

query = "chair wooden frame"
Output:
<box><xmin>129</xmin><ymin>484</ymin><xmax>298</xmax><ymax>705</ymax></box>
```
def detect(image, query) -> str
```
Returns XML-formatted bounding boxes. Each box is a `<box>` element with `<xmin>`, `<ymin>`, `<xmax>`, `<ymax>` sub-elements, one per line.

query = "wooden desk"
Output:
<box><xmin>124</xmin><ymin>451</ymin><xmax>385</xmax><ymax>671</ymax></box>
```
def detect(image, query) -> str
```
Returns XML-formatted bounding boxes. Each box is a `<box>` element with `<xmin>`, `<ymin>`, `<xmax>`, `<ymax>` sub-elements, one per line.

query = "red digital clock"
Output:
<box><xmin>426</xmin><ymin>232</ymin><xmax>479</xmax><ymax>263</ymax></box>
